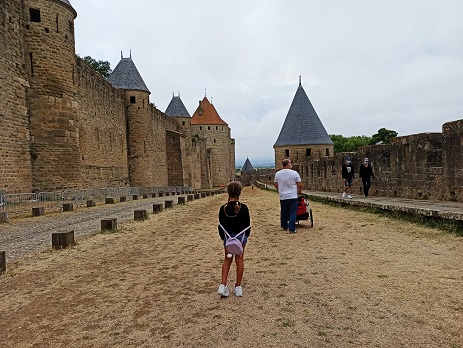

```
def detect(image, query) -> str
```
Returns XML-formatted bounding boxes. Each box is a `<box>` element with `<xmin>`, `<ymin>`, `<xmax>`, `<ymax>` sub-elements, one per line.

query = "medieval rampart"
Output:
<box><xmin>0</xmin><ymin>0</ymin><xmax>32</xmax><ymax>193</ymax></box>
<box><xmin>253</xmin><ymin>120</ymin><xmax>463</xmax><ymax>202</ymax></box>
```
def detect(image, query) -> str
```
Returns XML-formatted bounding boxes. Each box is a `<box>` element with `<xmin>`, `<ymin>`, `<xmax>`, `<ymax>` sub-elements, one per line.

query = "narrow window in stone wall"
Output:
<box><xmin>326</xmin><ymin>148</ymin><xmax>330</xmax><ymax>156</ymax></box>
<box><xmin>69</xmin><ymin>21</ymin><xmax>74</xmax><ymax>35</ymax></box>
<box><xmin>130</xmin><ymin>96</ymin><xmax>136</xmax><ymax>103</ymax></box>
<box><xmin>306</xmin><ymin>148</ymin><xmax>311</xmax><ymax>156</ymax></box>
<box><xmin>29</xmin><ymin>53</ymin><xmax>34</xmax><ymax>76</ymax></box>
<box><xmin>142</xmin><ymin>99</ymin><xmax>144</xmax><ymax>108</ymax></box>
<box><xmin>30</xmin><ymin>8</ymin><xmax>41</xmax><ymax>22</ymax></box>
<box><xmin>216</xmin><ymin>126</ymin><xmax>218</xmax><ymax>130</ymax></box>
<box><xmin>96</xmin><ymin>128</ymin><xmax>100</xmax><ymax>149</ymax></box>
<box><xmin>182</xmin><ymin>121</ymin><xmax>185</xmax><ymax>126</ymax></box>
<box><xmin>285</xmin><ymin>149</ymin><xmax>290</xmax><ymax>157</ymax></box>
<box><xmin>200</xmin><ymin>126</ymin><xmax>202</xmax><ymax>130</ymax></box>
<box><xmin>208</xmin><ymin>126</ymin><xmax>210</xmax><ymax>130</ymax></box>
<box><xmin>56</xmin><ymin>14</ymin><xmax>59</xmax><ymax>32</ymax></box>
<box><xmin>214</xmin><ymin>139</ymin><xmax>216</xmax><ymax>143</ymax></box>
<box><xmin>144</xmin><ymin>141</ymin><xmax>147</xmax><ymax>153</ymax></box>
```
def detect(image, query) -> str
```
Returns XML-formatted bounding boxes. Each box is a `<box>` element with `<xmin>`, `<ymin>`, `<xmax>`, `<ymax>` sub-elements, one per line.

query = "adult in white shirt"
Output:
<box><xmin>274</xmin><ymin>159</ymin><xmax>302</xmax><ymax>233</ymax></box>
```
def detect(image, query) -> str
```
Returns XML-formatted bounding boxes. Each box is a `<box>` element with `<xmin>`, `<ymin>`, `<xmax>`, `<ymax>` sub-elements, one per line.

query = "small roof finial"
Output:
<box><xmin>299</xmin><ymin>75</ymin><xmax>302</xmax><ymax>86</ymax></box>
<box><xmin>121</xmin><ymin>50</ymin><xmax>123</xmax><ymax>59</ymax></box>
<box><xmin>172</xmin><ymin>92</ymin><xmax>174</xmax><ymax>97</ymax></box>
<box><xmin>211</xmin><ymin>96</ymin><xmax>213</xmax><ymax>104</ymax></box>
<box><xmin>129</xmin><ymin>50</ymin><xmax>132</xmax><ymax>58</ymax></box>
<box><xmin>205</xmin><ymin>88</ymin><xmax>207</xmax><ymax>97</ymax></box>
<box><xmin>178</xmin><ymin>91</ymin><xmax>180</xmax><ymax>97</ymax></box>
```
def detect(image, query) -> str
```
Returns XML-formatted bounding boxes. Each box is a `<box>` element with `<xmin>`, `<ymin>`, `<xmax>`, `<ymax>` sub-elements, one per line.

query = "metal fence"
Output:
<box><xmin>0</xmin><ymin>186</ymin><xmax>192</xmax><ymax>217</ymax></box>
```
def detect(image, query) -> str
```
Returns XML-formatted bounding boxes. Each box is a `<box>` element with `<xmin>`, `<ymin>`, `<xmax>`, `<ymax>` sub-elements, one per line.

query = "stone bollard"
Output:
<box><xmin>52</xmin><ymin>230</ymin><xmax>75</xmax><ymax>249</ymax></box>
<box><xmin>62</xmin><ymin>203</ymin><xmax>73</xmax><ymax>212</ymax></box>
<box><xmin>201</xmin><ymin>192</ymin><xmax>206</xmax><ymax>198</ymax></box>
<box><xmin>86</xmin><ymin>200</ymin><xmax>95</xmax><ymax>207</ymax></box>
<box><xmin>153</xmin><ymin>203</ymin><xmax>163</xmax><ymax>214</ymax></box>
<box><xmin>134</xmin><ymin>209</ymin><xmax>149</xmax><ymax>221</ymax></box>
<box><xmin>101</xmin><ymin>218</ymin><xmax>117</xmax><ymax>231</ymax></box>
<box><xmin>187</xmin><ymin>194</ymin><xmax>194</xmax><ymax>202</ymax></box>
<box><xmin>165</xmin><ymin>200</ymin><xmax>174</xmax><ymax>208</ymax></box>
<box><xmin>0</xmin><ymin>251</ymin><xmax>5</xmax><ymax>275</ymax></box>
<box><xmin>132</xmin><ymin>195</ymin><xmax>139</xmax><ymax>200</ymax></box>
<box><xmin>32</xmin><ymin>207</ymin><xmax>45</xmax><ymax>216</ymax></box>
<box><xmin>0</xmin><ymin>213</ymin><xmax>8</xmax><ymax>223</ymax></box>
<box><xmin>119</xmin><ymin>196</ymin><xmax>126</xmax><ymax>203</ymax></box>
<box><xmin>194</xmin><ymin>193</ymin><xmax>200</xmax><ymax>200</ymax></box>
<box><xmin>105</xmin><ymin>197</ymin><xmax>115</xmax><ymax>204</ymax></box>
<box><xmin>178</xmin><ymin>197</ymin><xmax>186</xmax><ymax>205</ymax></box>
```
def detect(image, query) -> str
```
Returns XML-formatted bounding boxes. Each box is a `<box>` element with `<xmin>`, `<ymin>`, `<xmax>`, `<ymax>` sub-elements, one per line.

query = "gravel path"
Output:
<box><xmin>0</xmin><ymin>195</ymin><xmax>190</xmax><ymax>263</ymax></box>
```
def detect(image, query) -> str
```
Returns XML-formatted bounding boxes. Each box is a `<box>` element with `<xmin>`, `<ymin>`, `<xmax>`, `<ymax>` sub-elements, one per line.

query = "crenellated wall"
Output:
<box><xmin>254</xmin><ymin>121</ymin><xmax>463</xmax><ymax>202</ymax></box>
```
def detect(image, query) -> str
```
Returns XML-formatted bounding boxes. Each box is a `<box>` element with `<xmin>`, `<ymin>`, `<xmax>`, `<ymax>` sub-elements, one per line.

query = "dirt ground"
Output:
<box><xmin>0</xmin><ymin>186</ymin><xmax>462</xmax><ymax>348</ymax></box>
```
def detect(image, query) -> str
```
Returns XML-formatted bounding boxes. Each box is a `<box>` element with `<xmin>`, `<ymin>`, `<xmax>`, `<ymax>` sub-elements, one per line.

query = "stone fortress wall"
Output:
<box><xmin>252</xmin><ymin>119</ymin><xmax>463</xmax><ymax>202</ymax></box>
<box><xmin>0</xmin><ymin>0</ymin><xmax>234</xmax><ymax>194</ymax></box>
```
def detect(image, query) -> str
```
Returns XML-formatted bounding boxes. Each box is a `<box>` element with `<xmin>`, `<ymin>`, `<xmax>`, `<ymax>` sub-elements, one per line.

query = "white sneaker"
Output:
<box><xmin>342</xmin><ymin>192</ymin><xmax>346</xmax><ymax>198</ymax></box>
<box><xmin>234</xmin><ymin>285</ymin><xmax>243</xmax><ymax>297</ymax></box>
<box><xmin>347</xmin><ymin>195</ymin><xmax>352</xmax><ymax>199</ymax></box>
<box><xmin>218</xmin><ymin>284</ymin><xmax>230</xmax><ymax>297</ymax></box>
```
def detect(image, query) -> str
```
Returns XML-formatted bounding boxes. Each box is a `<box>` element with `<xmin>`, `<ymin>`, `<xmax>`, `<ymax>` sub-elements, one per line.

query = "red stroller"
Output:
<box><xmin>297</xmin><ymin>193</ymin><xmax>313</xmax><ymax>227</ymax></box>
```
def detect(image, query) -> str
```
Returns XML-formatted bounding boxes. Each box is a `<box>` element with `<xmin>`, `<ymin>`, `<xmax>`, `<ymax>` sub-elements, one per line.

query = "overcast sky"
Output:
<box><xmin>72</xmin><ymin>0</ymin><xmax>463</xmax><ymax>165</ymax></box>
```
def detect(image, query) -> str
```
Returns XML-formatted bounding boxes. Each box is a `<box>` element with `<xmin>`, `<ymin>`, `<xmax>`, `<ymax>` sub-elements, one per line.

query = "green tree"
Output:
<box><xmin>369</xmin><ymin>128</ymin><xmax>398</xmax><ymax>145</ymax></box>
<box><xmin>79</xmin><ymin>56</ymin><xmax>112</xmax><ymax>78</ymax></box>
<box><xmin>330</xmin><ymin>134</ymin><xmax>371</xmax><ymax>153</ymax></box>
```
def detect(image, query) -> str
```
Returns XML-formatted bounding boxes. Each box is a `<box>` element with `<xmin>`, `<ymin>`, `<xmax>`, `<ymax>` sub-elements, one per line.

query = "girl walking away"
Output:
<box><xmin>217</xmin><ymin>182</ymin><xmax>251</xmax><ymax>297</ymax></box>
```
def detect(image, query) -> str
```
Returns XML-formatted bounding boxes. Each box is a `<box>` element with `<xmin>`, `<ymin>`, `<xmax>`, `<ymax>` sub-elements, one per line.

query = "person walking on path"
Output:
<box><xmin>274</xmin><ymin>159</ymin><xmax>302</xmax><ymax>234</ymax></box>
<box><xmin>342</xmin><ymin>157</ymin><xmax>355</xmax><ymax>199</ymax></box>
<box><xmin>359</xmin><ymin>157</ymin><xmax>375</xmax><ymax>197</ymax></box>
<box><xmin>217</xmin><ymin>182</ymin><xmax>251</xmax><ymax>297</ymax></box>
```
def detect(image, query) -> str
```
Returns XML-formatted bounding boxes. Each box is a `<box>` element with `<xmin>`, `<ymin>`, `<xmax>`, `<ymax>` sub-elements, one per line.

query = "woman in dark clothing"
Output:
<box><xmin>217</xmin><ymin>182</ymin><xmax>251</xmax><ymax>297</ymax></box>
<box><xmin>359</xmin><ymin>157</ymin><xmax>375</xmax><ymax>197</ymax></box>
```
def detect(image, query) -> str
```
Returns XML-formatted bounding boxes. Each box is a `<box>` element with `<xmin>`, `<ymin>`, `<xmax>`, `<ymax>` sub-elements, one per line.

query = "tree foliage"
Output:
<box><xmin>330</xmin><ymin>134</ymin><xmax>371</xmax><ymax>153</ymax></box>
<box><xmin>369</xmin><ymin>128</ymin><xmax>398</xmax><ymax>145</ymax></box>
<box><xmin>330</xmin><ymin>128</ymin><xmax>398</xmax><ymax>153</ymax></box>
<box><xmin>79</xmin><ymin>56</ymin><xmax>112</xmax><ymax>78</ymax></box>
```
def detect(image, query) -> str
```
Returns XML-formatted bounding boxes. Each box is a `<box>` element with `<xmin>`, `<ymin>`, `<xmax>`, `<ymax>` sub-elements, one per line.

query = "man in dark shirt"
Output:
<box><xmin>342</xmin><ymin>157</ymin><xmax>355</xmax><ymax>199</ymax></box>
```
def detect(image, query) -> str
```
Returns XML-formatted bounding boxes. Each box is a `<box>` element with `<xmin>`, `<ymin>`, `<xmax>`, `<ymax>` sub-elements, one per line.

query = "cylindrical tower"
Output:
<box><xmin>23</xmin><ymin>0</ymin><xmax>81</xmax><ymax>191</ymax></box>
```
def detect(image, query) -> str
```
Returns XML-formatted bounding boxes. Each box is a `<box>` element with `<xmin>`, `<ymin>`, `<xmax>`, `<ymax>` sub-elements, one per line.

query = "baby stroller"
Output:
<box><xmin>297</xmin><ymin>193</ymin><xmax>313</xmax><ymax>227</ymax></box>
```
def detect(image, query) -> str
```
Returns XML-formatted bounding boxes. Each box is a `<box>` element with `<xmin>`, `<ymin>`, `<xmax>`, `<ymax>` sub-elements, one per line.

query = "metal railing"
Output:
<box><xmin>0</xmin><ymin>186</ymin><xmax>193</xmax><ymax>217</ymax></box>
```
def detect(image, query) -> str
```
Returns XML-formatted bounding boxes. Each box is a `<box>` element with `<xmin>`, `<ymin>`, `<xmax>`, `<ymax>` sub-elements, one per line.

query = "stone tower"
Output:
<box><xmin>23</xmin><ymin>0</ymin><xmax>81</xmax><ymax>191</ymax></box>
<box><xmin>108</xmin><ymin>54</ymin><xmax>155</xmax><ymax>187</ymax></box>
<box><xmin>191</xmin><ymin>97</ymin><xmax>235</xmax><ymax>187</ymax></box>
<box><xmin>0</xmin><ymin>0</ymin><xmax>32</xmax><ymax>193</ymax></box>
<box><xmin>274</xmin><ymin>77</ymin><xmax>333</xmax><ymax>171</ymax></box>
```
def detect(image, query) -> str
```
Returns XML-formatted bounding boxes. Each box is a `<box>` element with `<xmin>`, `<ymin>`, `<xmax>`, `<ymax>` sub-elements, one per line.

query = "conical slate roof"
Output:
<box><xmin>108</xmin><ymin>57</ymin><xmax>150</xmax><ymax>93</ymax></box>
<box><xmin>191</xmin><ymin>97</ymin><xmax>227</xmax><ymax>126</ymax></box>
<box><xmin>165</xmin><ymin>95</ymin><xmax>190</xmax><ymax>117</ymax></box>
<box><xmin>274</xmin><ymin>80</ymin><xmax>333</xmax><ymax>147</ymax></box>
<box><xmin>241</xmin><ymin>157</ymin><xmax>254</xmax><ymax>171</ymax></box>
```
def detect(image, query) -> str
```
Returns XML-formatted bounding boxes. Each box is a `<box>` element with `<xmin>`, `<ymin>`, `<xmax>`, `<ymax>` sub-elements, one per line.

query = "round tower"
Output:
<box><xmin>107</xmin><ymin>55</ymin><xmax>152</xmax><ymax>187</ymax></box>
<box><xmin>23</xmin><ymin>0</ymin><xmax>81</xmax><ymax>191</ymax></box>
<box><xmin>191</xmin><ymin>97</ymin><xmax>235</xmax><ymax>186</ymax></box>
